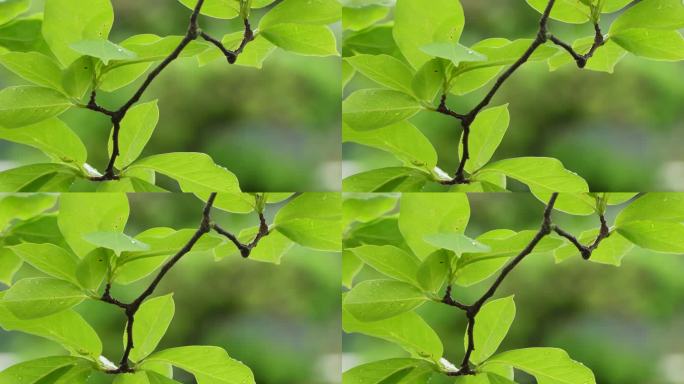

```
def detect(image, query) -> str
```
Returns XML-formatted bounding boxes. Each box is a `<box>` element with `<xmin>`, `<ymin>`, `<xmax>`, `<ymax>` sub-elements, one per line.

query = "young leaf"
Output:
<box><xmin>343</xmin><ymin>304</ymin><xmax>443</xmax><ymax>361</ymax></box>
<box><xmin>259</xmin><ymin>0</ymin><xmax>340</xmax><ymax>28</ymax></box>
<box><xmin>274</xmin><ymin>193</ymin><xmax>341</xmax><ymax>251</ymax></box>
<box><xmin>126</xmin><ymin>153</ymin><xmax>241</xmax><ymax>193</ymax></box>
<box><xmin>412</xmin><ymin>58</ymin><xmax>446</xmax><ymax>102</ymax></box>
<box><xmin>0</xmin><ymin>0</ymin><xmax>29</xmax><ymax>26</ymax></box>
<box><xmin>0</xmin><ymin>118</ymin><xmax>88</xmax><ymax>165</ymax></box>
<box><xmin>58</xmin><ymin>193</ymin><xmax>130</xmax><ymax>258</ymax></box>
<box><xmin>393</xmin><ymin>0</ymin><xmax>465</xmax><ymax>69</ymax></box>
<box><xmin>350</xmin><ymin>245</ymin><xmax>421</xmax><ymax>285</ymax></box>
<box><xmin>483</xmin><ymin>348</ymin><xmax>596</xmax><ymax>384</ymax></box>
<box><xmin>8</xmin><ymin>243</ymin><xmax>79</xmax><ymax>284</ymax></box>
<box><xmin>82</xmin><ymin>231</ymin><xmax>150</xmax><ymax>255</ymax></box>
<box><xmin>610</xmin><ymin>0</ymin><xmax>684</xmax><ymax>33</ymax></box>
<box><xmin>468</xmin><ymin>296</ymin><xmax>516</xmax><ymax>364</ymax></box>
<box><xmin>76</xmin><ymin>248</ymin><xmax>111</xmax><ymax>291</ymax></box>
<box><xmin>423</xmin><ymin>233</ymin><xmax>491</xmax><ymax>256</ymax></box>
<box><xmin>2</xmin><ymin>277</ymin><xmax>86</xmax><ymax>319</ymax></box>
<box><xmin>0</xmin><ymin>295</ymin><xmax>102</xmax><ymax>358</ymax></box>
<box><xmin>128</xmin><ymin>294</ymin><xmax>176</xmax><ymax>362</ymax></box>
<box><xmin>459</xmin><ymin>104</ymin><xmax>510</xmax><ymax>173</ymax></box>
<box><xmin>399</xmin><ymin>194</ymin><xmax>470</xmax><ymax>259</ymax></box>
<box><xmin>42</xmin><ymin>0</ymin><xmax>115</xmax><ymax>66</ymax></box>
<box><xmin>343</xmin><ymin>167</ymin><xmax>431</xmax><ymax>192</ymax></box>
<box><xmin>343</xmin><ymin>279</ymin><xmax>428</xmax><ymax>321</ymax></box>
<box><xmin>63</xmin><ymin>56</ymin><xmax>96</xmax><ymax>98</ymax></box>
<box><xmin>617</xmin><ymin>220</ymin><xmax>684</xmax><ymax>253</ymax></box>
<box><xmin>69</xmin><ymin>39</ymin><xmax>137</xmax><ymax>65</ymax></box>
<box><xmin>416</xmin><ymin>249</ymin><xmax>451</xmax><ymax>293</ymax></box>
<box><xmin>0</xmin><ymin>86</ymin><xmax>73</xmax><ymax>128</ymax></box>
<box><xmin>612</xmin><ymin>29</ymin><xmax>684</xmax><ymax>61</ymax></box>
<box><xmin>0</xmin><ymin>52</ymin><xmax>65</xmax><ymax>92</ymax></box>
<box><xmin>141</xmin><ymin>346</ymin><xmax>255</xmax><ymax>384</ymax></box>
<box><xmin>345</xmin><ymin>54</ymin><xmax>415</xmax><ymax>94</ymax></box>
<box><xmin>261</xmin><ymin>24</ymin><xmax>338</xmax><ymax>56</ymax></box>
<box><xmin>474</xmin><ymin>157</ymin><xmax>589</xmax><ymax>193</ymax></box>
<box><xmin>419</xmin><ymin>42</ymin><xmax>487</xmax><ymax>66</ymax></box>
<box><xmin>343</xmin><ymin>121</ymin><xmax>438</xmax><ymax>171</ymax></box>
<box><xmin>343</xmin><ymin>89</ymin><xmax>422</xmax><ymax>130</ymax></box>
<box><xmin>106</xmin><ymin>101</ymin><xmax>160</xmax><ymax>169</ymax></box>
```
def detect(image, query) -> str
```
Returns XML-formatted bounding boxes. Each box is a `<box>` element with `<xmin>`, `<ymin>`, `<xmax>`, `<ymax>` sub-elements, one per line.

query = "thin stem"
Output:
<box><xmin>212</xmin><ymin>212</ymin><xmax>271</xmax><ymax>258</ymax></box>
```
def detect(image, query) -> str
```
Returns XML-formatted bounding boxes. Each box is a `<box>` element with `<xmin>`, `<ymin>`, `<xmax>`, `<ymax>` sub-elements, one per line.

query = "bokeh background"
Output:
<box><xmin>343</xmin><ymin>1</ymin><xmax>684</xmax><ymax>191</ymax></box>
<box><xmin>0</xmin><ymin>0</ymin><xmax>342</xmax><ymax>192</ymax></box>
<box><xmin>343</xmin><ymin>193</ymin><xmax>684</xmax><ymax>384</ymax></box>
<box><xmin>0</xmin><ymin>193</ymin><xmax>341</xmax><ymax>384</ymax></box>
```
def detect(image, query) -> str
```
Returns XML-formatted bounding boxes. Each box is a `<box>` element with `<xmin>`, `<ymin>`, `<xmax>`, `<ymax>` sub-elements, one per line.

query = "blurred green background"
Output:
<box><xmin>0</xmin><ymin>193</ymin><xmax>341</xmax><ymax>384</ymax></box>
<box><xmin>343</xmin><ymin>1</ymin><xmax>684</xmax><ymax>191</ymax></box>
<box><xmin>343</xmin><ymin>193</ymin><xmax>684</xmax><ymax>384</ymax></box>
<box><xmin>0</xmin><ymin>0</ymin><xmax>342</xmax><ymax>192</ymax></box>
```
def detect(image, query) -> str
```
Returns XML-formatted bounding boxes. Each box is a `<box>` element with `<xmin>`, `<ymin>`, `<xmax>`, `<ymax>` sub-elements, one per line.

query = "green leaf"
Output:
<box><xmin>0</xmin><ymin>194</ymin><xmax>57</xmax><ymax>230</ymax></box>
<box><xmin>459</xmin><ymin>105</ymin><xmax>510</xmax><ymax>173</ymax></box>
<box><xmin>610</xmin><ymin>0</ymin><xmax>684</xmax><ymax>33</ymax></box>
<box><xmin>399</xmin><ymin>194</ymin><xmax>470</xmax><ymax>259</ymax></box>
<box><xmin>177</xmin><ymin>0</ymin><xmax>276</xmax><ymax>19</ymax></box>
<box><xmin>69</xmin><ymin>38</ymin><xmax>137</xmax><ymax>65</ymax></box>
<box><xmin>42</xmin><ymin>0</ymin><xmax>115</xmax><ymax>66</ymax></box>
<box><xmin>343</xmin><ymin>167</ymin><xmax>430</xmax><ymax>192</ymax></box>
<box><xmin>350</xmin><ymin>245</ymin><xmax>421</xmax><ymax>285</ymax></box>
<box><xmin>2</xmin><ymin>277</ymin><xmax>86</xmax><ymax>319</ymax></box>
<box><xmin>146</xmin><ymin>371</ymin><xmax>182</xmax><ymax>384</ymax></box>
<box><xmin>58</xmin><ymin>193</ymin><xmax>130</xmax><ymax>258</ymax></box>
<box><xmin>0</xmin><ymin>118</ymin><xmax>88</xmax><ymax>164</ymax></box>
<box><xmin>468</xmin><ymin>296</ymin><xmax>516</xmax><ymax>364</ymax></box>
<box><xmin>616</xmin><ymin>193</ymin><xmax>684</xmax><ymax>225</ymax></box>
<box><xmin>617</xmin><ymin>220</ymin><xmax>684</xmax><ymax>253</ymax></box>
<box><xmin>343</xmin><ymin>89</ymin><xmax>422</xmax><ymax>131</ymax></box>
<box><xmin>343</xmin><ymin>358</ymin><xmax>435</xmax><ymax>384</ymax></box>
<box><xmin>343</xmin><ymin>121</ymin><xmax>437</xmax><ymax>171</ymax></box>
<box><xmin>120</xmin><ymin>35</ymin><xmax>210</xmax><ymax>64</ymax></box>
<box><xmin>0</xmin><ymin>163</ymin><xmax>77</xmax><ymax>192</ymax></box>
<box><xmin>525</xmin><ymin>0</ymin><xmax>591</xmax><ymax>24</ymax></box>
<box><xmin>0</xmin><ymin>248</ymin><xmax>22</xmax><ymax>286</ymax></box>
<box><xmin>259</xmin><ymin>0</ymin><xmax>340</xmax><ymax>28</ymax></box>
<box><xmin>76</xmin><ymin>248</ymin><xmax>111</xmax><ymax>291</ymax></box>
<box><xmin>0</xmin><ymin>86</ymin><xmax>72</xmax><ymax>128</ymax></box>
<box><xmin>342</xmin><ymin>304</ymin><xmax>443</xmax><ymax>360</ymax></box>
<box><xmin>274</xmin><ymin>193</ymin><xmax>341</xmax><ymax>251</ymax></box>
<box><xmin>8</xmin><ymin>243</ymin><xmax>79</xmax><ymax>284</ymax></box>
<box><xmin>343</xmin><ymin>279</ymin><xmax>427</xmax><ymax>321</ymax></box>
<box><xmin>342</xmin><ymin>6</ymin><xmax>389</xmax><ymax>31</ymax></box>
<box><xmin>106</xmin><ymin>101</ymin><xmax>160</xmax><ymax>168</ymax></box>
<box><xmin>0</xmin><ymin>0</ymin><xmax>30</xmax><ymax>26</ymax></box>
<box><xmin>612</xmin><ymin>29</ymin><xmax>684</xmax><ymax>61</ymax></box>
<box><xmin>343</xmin><ymin>194</ymin><xmax>397</xmax><ymax>226</ymax></box>
<box><xmin>483</xmin><ymin>348</ymin><xmax>596</xmax><ymax>384</ymax></box>
<box><xmin>0</xmin><ymin>356</ymin><xmax>86</xmax><ymax>384</ymax></box>
<box><xmin>419</xmin><ymin>42</ymin><xmax>487</xmax><ymax>65</ymax></box>
<box><xmin>63</xmin><ymin>56</ymin><xmax>96</xmax><ymax>99</ymax></box>
<box><xmin>113</xmin><ymin>372</ymin><xmax>150</xmax><ymax>384</ymax></box>
<box><xmin>345</xmin><ymin>54</ymin><xmax>415</xmax><ymax>94</ymax></box>
<box><xmin>342</xmin><ymin>250</ymin><xmax>363</xmax><ymax>288</ymax></box>
<box><xmin>423</xmin><ymin>233</ymin><xmax>491</xmax><ymax>256</ymax></box>
<box><xmin>0</xmin><ymin>52</ymin><xmax>64</xmax><ymax>92</ymax></box>
<box><xmin>458</xmin><ymin>39</ymin><xmax>558</xmax><ymax>73</ymax></box>
<box><xmin>0</xmin><ymin>295</ymin><xmax>102</xmax><ymax>357</ymax></box>
<box><xmin>416</xmin><ymin>249</ymin><xmax>451</xmax><ymax>293</ymax></box>
<box><xmin>141</xmin><ymin>346</ymin><xmax>255</xmax><ymax>384</ymax></box>
<box><xmin>393</xmin><ymin>0</ymin><xmax>465</xmax><ymax>69</ymax></box>
<box><xmin>555</xmin><ymin>230</ymin><xmax>633</xmax><ymax>266</ymax></box>
<box><xmin>261</xmin><ymin>24</ymin><xmax>338</xmax><ymax>56</ymax></box>
<box><xmin>412</xmin><ymin>58</ymin><xmax>447</xmax><ymax>102</ymax></box>
<box><xmin>126</xmin><ymin>153</ymin><xmax>240</xmax><ymax>193</ymax></box>
<box><xmin>82</xmin><ymin>231</ymin><xmax>150</xmax><ymax>256</ymax></box>
<box><xmin>128</xmin><ymin>294</ymin><xmax>175</xmax><ymax>362</ymax></box>
<box><xmin>474</xmin><ymin>157</ymin><xmax>589</xmax><ymax>193</ymax></box>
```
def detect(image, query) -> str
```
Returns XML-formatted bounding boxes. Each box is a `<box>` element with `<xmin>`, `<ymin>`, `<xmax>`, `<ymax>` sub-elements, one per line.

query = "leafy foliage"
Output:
<box><xmin>0</xmin><ymin>192</ymin><xmax>341</xmax><ymax>382</ymax></box>
<box><xmin>342</xmin><ymin>0</ymin><xmax>684</xmax><ymax>191</ymax></box>
<box><xmin>342</xmin><ymin>192</ymin><xmax>684</xmax><ymax>383</ymax></box>
<box><xmin>0</xmin><ymin>0</ymin><xmax>341</xmax><ymax>192</ymax></box>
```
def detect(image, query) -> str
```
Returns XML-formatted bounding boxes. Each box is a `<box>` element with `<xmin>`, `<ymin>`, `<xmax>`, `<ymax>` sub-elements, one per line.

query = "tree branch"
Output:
<box><xmin>211</xmin><ymin>211</ymin><xmax>270</xmax><ymax>258</ymax></box>
<box><xmin>85</xmin><ymin>0</ymin><xmax>254</xmax><ymax>181</ymax></box>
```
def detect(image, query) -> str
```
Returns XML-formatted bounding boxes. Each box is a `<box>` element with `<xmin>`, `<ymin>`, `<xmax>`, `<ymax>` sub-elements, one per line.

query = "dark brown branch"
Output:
<box><xmin>86</xmin><ymin>0</ymin><xmax>254</xmax><ymax>181</ymax></box>
<box><xmin>553</xmin><ymin>212</ymin><xmax>610</xmax><ymax>260</ymax></box>
<box><xmin>549</xmin><ymin>22</ymin><xmax>605</xmax><ymax>68</ymax></box>
<box><xmin>212</xmin><ymin>212</ymin><xmax>270</xmax><ymax>258</ymax></box>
